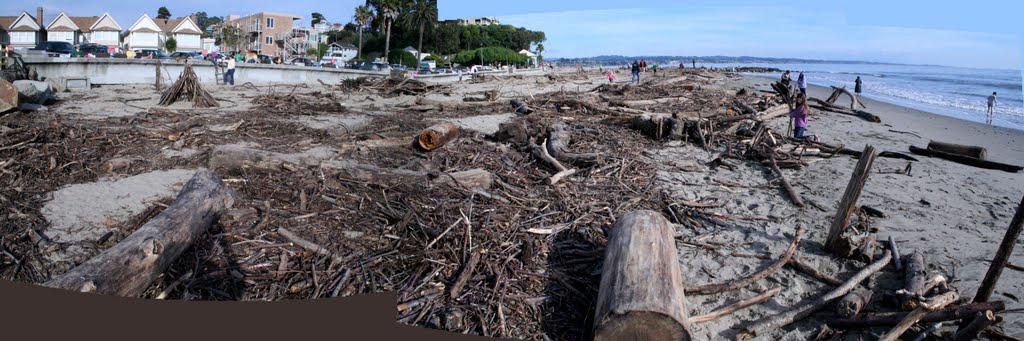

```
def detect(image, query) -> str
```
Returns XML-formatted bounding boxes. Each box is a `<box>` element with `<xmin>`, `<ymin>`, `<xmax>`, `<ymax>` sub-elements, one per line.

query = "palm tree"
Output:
<box><xmin>536</xmin><ymin>43</ymin><xmax>545</xmax><ymax>67</ymax></box>
<box><xmin>403</xmin><ymin>0</ymin><xmax>437</xmax><ymax>63</ymax></box>
<box><xmin>379</xmin><ymin>0</ymin><xmax>402</xmax><ymax>61</ymax></box>
<box><xmin>353</xmin><ymin>5</ymin><xmax>372</xmax><ymax>60</ymax></box>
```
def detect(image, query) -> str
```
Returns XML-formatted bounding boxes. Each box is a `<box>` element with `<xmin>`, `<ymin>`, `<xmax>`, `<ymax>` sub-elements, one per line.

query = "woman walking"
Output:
<box><xmin>797</xmin><ymin>72</ymin><xmax>807</xmax><ymax>96</ymax></box>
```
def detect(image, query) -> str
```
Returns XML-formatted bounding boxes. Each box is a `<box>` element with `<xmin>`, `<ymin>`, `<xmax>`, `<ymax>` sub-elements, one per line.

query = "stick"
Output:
<box><xmin>974</xmin><ymin>195</ymin><xmax>1024</xmax><ymax>303</ymax></box>
<box><xmin>825</xmin><ymin>145</ymin><xmax>877</xmax><ymax>252</ymax></box>
<box><xmin>738</xmin><ymin>251</ymin><xmax>892</xmax><ymax>340</ymax></box>
<box><xmin>827</xmin><ymin>301</ymin><xmax>1005</xmax><ymax>328</ymax></box>
<box><xmin>689</xmin><ymin>287</ymin><xmax>782</xmax><ymax>324</ymax></box>
<box><xmin>277</xmin><ymin>227</ymin><xmax>345</xmax><ymax>265</ymax></box>
<box><xmin>787</xmin><ymin>257</ymin><xmax>843</xmax><ymax>286</ymax></box>
<box><xmin>949</xmin><ymin>310</ymin><xmax>997</xmax><ymax>341</ymax></box>
<box><xmin>686</xmin><ymin>226</ymin><xmax>804</xmax><ymax>295</ymax></box>
<box><xmin>878</xmin><ymin>291</ymin><xmax>960</xmax><ymax>341</ymax></box>
<box><xmin>448</xmin><ymin>248</ymin><xmax>485</xmax><ymax>300</ymax></box>
<box><xmin>769</xmin><ymin>153</ymin><xmax>805</xmax><ymax>207</ymax></box>
<box><xmin>888</xmin><ymin>236</ymin><xmax>902</xmax><ymax>271</ymax></box>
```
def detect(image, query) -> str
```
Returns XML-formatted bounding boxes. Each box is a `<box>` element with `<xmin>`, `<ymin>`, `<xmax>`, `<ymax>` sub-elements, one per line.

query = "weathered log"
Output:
<box><xmin>973</xmin><ymin>195</ymin><xmax>1024</xmax><ymax>303</ymax></box>
<box><xmin>689</xmin><ymin>287</ymin><xmax>782</xmax><ymax>324</ymax></box>
<box><xmin>449</xmin><ymin>248</ymin><xmax>486</xmax><ymax>300</ymax></box>
<box><xmin>825</xmin><ymin>145</ymin><xmax>877</xmax><ymax>252</ymax></box>
<box><xmin>738</xmin><ymin>251</ymin><xmax>892</xmax><ymax>340</ymax></box>
<box><xmin>860</xmin><ymin>205</ymin><xmax>886</xmax><ymax>218</ymax></box>
<box><xmin>834</xmin><ymin>234</ymin><xmax>878</xmax><ymax>262</ymax></box>
<box><xmin>826</xmin><ymin>86</ymin><xmax>866</xmax><ymax>110</ymax></box>
<box><xmin>687</xmin><ymin>226</ymin><xmax>804</xmax><ymax>295</ymax></box>
<box><xmin>546</xmin><ymin>121</ymin><xmax>603</xmax><ymax>167</ymax></box>
<box><xmin>732</xmin><ymin>100</ymin><xmax>757</xmax><ymax>115</ymax></box>
<box><xmin>594</xmin><ymin>210</ymin><xmax>692</xmax><ymax>341</ymax></box>
<box><xmin>927</xmin><ymin>141</ymin><xmax>987</xmax><ymax>160</ymax></box>
<box><xmin>43</xmin><ymin>169</ymin><xmax>234</xmax><ymax>296</ymax></box>
<box><xmin>620</xmin><ymin>96</ymin><xmax>689</xmax><ymax>108</ymax></box>
<box><xmin>417</xmin><ymin>122</ymin><xmax>460</xmax><ymax>151</ymax></box>
<box><xmin>901</xmin><ymin>252</ymin><xmax>928</xmax><ymax>309</ymax></box>
<box><xmin>809</xmin><ymin>103</ymin><xmax>880</xmax><ymax>123</ymax></box>
<box><xmin>949</xmin><ymin>310</ymin><xmax>997</xmax><ymax>341</ymax></box>
<box><xmin>827</xmin><ymin>301</ymin><xmax>1005</xmax><ymax>329</ymax></box>
<box><xmin>888</xmin><ymin>236</ymin><xmax>903</xmax><ymax>271</ymax></box>
<box><xmin>909</xmin><ymin>145</ymin><xmax>1022</xmax><ymax>173</ymax></box>
<box><xmin>758</xmin><ymin>104</ymin><xmax>792</xmax><ymax>120</ymax></box>
<box><xmin>878</xmin><ymin>291</ymin><xmax>959</xmax><ymax>341</ymax></box>
<box><xmin>787</xmin><ymin>257</ymin><xmax>843</xmax><ymax>286</ymax></box>
<box><xmin>769</xmin><ymin>154</ymin><xmax>805</xmax><ymax>207</ymax></box>
<box><xmin>837</xmin><ymin>288</ymin><xmax>873</xmax><ymax>318</ymax></box>
<box><xmin>510</xmin><ymin>99</ymin><xmax>533</xmax><ymax>114</ymax></box>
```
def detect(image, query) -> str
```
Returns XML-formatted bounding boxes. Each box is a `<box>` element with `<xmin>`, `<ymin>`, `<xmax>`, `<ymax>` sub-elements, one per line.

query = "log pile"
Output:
<box><xmin>158</xmin><ymin>63</ymin><xmax>219</xmax><ymax>108</ymax></box>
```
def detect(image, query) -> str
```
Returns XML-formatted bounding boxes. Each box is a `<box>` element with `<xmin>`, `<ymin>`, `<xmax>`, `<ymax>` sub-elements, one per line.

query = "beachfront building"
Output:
<box><xmin>402</xmin><ymin>46</ymin><xmax>433</xmax><ymax>61</ymax></box>
<box><xmin>0</xmin><ymin>9</ymin><xmax>45</xmax><ymax>49</ymax></box>
<box><xmin>223</xmin><ymin>12</ymin><xmax>303</xmax><ymax>57</ymax></box>
<box><xmin>519</xmin><ymin>49</ymin><xmax>538</xmax><ymax>67</ymax></box>
<box><xmin>444</xmin><ymin>17</ymin><xmax>501</xmax><ymax>26</ymax></box>
<box><xmin>324</xmin><ymin>43</ymin><xmax>357</xmax><ymax>61</ymax></box>
<box><xmin>156</xmin><ymin>16</ymin><xmax>202</xmax><ymax>52</ymax></box>
<box><xmin>45</xmin><ymin>12</ymin><xmax>122</xmax><ymax>48</ymax></box>
<box><xmin>123</xmin><ymin>14</ymin><xmax>161</xmax><ymax>51</ymax></box>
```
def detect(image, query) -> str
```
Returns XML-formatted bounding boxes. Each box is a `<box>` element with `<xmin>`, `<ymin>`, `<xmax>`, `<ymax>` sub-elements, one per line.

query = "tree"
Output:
<box><xmin>157</xmin><ymin>7</ymin><xmax>171</xmax><ymax>20</ymax></box>
<box><xmin>376</xmin><ymin>0</ymin><xmax>403</xmax><ymax>61</ymax></box>
<box><xmin>403</xmin><ymin>0</ymin><xmax>437</xmax><ymax>62</ymax></box>
<box><xmin>164</xmin><ymin>36</ymin><xmax>177</xmax><ymax>52</ymax></box>
<box><xmin>217</xmin><ymin>25</ymin><xmax>242</xmax><ymax>53</ymax></box>
<box><xmin>311</xmin><ymin>12</ymin><xmax>326</xmax><ymax>27</ymax></box>
<box><xmin>536</xmin><ymin>43</ymin><xmax>544</xmax><ymax>66</ymax></box>
<box><xmin>353</xmin><ymin>5</ymin><xmax>372</xmax><ymax>60</ymax></box>
<box><xmin>388</xmin><ymin>49</ymin><xmax>418</xmax><ymax>68</ymax></box>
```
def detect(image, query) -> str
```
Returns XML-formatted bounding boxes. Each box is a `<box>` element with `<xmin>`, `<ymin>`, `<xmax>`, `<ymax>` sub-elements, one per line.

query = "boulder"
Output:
<box><xmin>13</xmin><ymin>80</ymin><xmax>55</xmax><ymax>104</ymax></box>
<box><xmin>0</xmin><ymin>80</ymin><xmax>17</xmax><ymax>113</ymax></box>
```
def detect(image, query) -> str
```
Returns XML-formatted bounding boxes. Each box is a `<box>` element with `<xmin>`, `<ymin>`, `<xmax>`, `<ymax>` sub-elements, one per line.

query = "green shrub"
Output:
<box><xmin>451</xmin><ymin>47</ymin><xmax>528</xmax><ymax>66</ymax></box>
<box><xmin>388</xmin><ymin>49</ymin><xmax>419</xmax><ymax>68</ymax></box>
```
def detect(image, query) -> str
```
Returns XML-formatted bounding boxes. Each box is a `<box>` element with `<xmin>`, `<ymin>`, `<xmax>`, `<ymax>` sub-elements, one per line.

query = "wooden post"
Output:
<box><xmin>973</xmin><ymin>195</ymin><xmax>1024</xmax><ymax>303</ymax></box>
<box><xmin>593</xmin><ymin>210</ymin><xmax>692</xmax><ymax>341</ymax></box>
<box><xmin>43</xmin><ymin>170</ymin><xmax>234</xmax><ymax>296</ymax></box>
<box><xmin>825</xmin><ymin>145</ymin><xmax>877</xmax><ymax>252</ymax></box>
<box><xmin>901</xmin><ymin>252</ymin><xmax>928</xmax><ymax>309</ymax></box>
<box><xmin>155</xmin><ymin>59</ymin><xmax>162</xmax><ymax>91</ymax></box>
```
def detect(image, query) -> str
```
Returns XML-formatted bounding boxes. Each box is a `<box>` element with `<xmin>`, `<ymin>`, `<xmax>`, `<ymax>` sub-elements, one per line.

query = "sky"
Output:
<box><xmin>3</xmin><ymin>0</ymin><xmax>1022</xmax><ymax>70</ymax></box>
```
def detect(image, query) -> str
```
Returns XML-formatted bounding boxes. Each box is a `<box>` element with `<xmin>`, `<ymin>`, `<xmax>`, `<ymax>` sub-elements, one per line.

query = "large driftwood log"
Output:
<box><xmin>43</xmin><ymin>169</ymin><xmax>234</xmax><ymax>296</ymax></box>
<box><xmin>594</xmin><ymin>210</ymin><xmax>692</xmax><ymax>341</ymax></box>
<box><xmin>809</xmin><ymin>99</ymin><xmax>879</xmax><ymax>122</ymax></box>
<box><xmin>909</xmin><ymin>145</ymin><xmax>1022</xmax><ymax>173</ymax></box>
<box><xmin>620</xmin><ymin>96</ymin><xmax>689</xmax><ymax>108</ymax></box>
<box><xmin>825</xmin><ymin>145</ymin><xmax>877</xmax><ymax>252</ymax></box>
<box><xmin>758</xmin><ymin>104</ymin><xmax>791</xmax><ymax>120</ymax></box>
<box><xmin>836</xmin><ymin>288</ymin><xmax>873</xmax><ymax>318</ymax></box>
<box><xmin>546</xmin><ymin>121</ymin><xmax>603</xmax><ymax>167</ymax></box>
<box><xmin>927</xmin><ymin>141</ymin><xmax>987</xmax><ymax>160</ymax></box>
<box><xmin>417</xmin><ymin>122</ymin><xmax>460</xmax><ymax>151</ymax></box>
<box><xmin>686</xmin><ymin>226</ymin><xmax>804</xmax><ymax>295</ymax></box>
<box><xmin>826</xmin><ymin>301</ymin><xmax>1005</xmax><ymax>328</ymax></box>
<box><xmin>901</xmin><ymin>252</ymin><xmax>928</xmax><ymax>309</ymax></box>
<box><xmin>826</xmin><ymin>86</ymin><xmax>866</xmax><ymax>110</ymax></box>
<box><xmin>949</xmin><ymin>310</ymin><xmax>997</xmax><ymax>341</ymax></box>
<box><xmin>738</xmin><ymin>251</ymin><xmax>892</xmax><ymax>340</ymax></box>
<box><xmin>879</xmin><ymin>291</ymin><xmax>960</xmax><ymax>341</ymax></box>
<box><xmin>973</xmin><ymin>195</ymin><xmax>1024</xmax><ymax>303</ymax></box>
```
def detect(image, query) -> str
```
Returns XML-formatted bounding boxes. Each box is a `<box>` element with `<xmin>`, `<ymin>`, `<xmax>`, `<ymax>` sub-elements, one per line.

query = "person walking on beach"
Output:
<box><xmin>607</xmin><ymin>71</ymin><xmax>617</xmax><ymax>83</ymax></box>
<box><xmin>987</xmin><ymin>92</ymin><xmax>998</xmax><ymax>125</ymax></box>
<box><xmin>781</xmin><ymin>70</ymin><xmax>792</xmax><ymax>86</ymax></box>
<box><xmin>631</xmin><ymin>60</ymin><xmax>641</xmax><ymax>84</ymax></box>
<box><xmin>692</xmin><ymin>58</ymin><xmax>696</xmax><ymax>68</ymax></box>
<box><xmin>797</xmin><ymin>72</ymin><xmax>807</xmax><ymax>96</ymax></box>
<box><xmin>855</xmin><ymin>76</ymin><xmax>863</xmax><ymax>97</ymax></box>
<box><xmin>640</xmin><ymin>59</ymin><xmax>647</xmax><ymax>73</ymax></box>
<box><xmin>789</xmin><ymin>93</ymin><xmax>816</xmax><ymax>141</ymax></box>
<box><xmin>223</xmin><ymin>56</ymin><xmax>236</xmax><ymax>86</ymax></box>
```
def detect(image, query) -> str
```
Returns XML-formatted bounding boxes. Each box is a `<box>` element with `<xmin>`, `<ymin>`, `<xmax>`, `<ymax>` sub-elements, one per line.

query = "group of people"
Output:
<box><xmin>782</xmin><ymin>71</ymin><xmax>867</xmax><ymax>141</ymax></box>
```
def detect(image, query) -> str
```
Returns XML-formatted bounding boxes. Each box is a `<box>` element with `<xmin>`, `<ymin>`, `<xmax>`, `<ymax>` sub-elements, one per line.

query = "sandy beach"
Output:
<box><xmin>1</xmin><ymin>66</ymin><xmax>1021</xmax><ymax>340</ymax></box>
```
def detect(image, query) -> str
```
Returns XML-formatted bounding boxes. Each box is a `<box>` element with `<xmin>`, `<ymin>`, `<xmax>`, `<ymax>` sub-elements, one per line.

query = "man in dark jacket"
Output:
<box><xmin>631</xmin><ymin>61</ymin><xmax>641</xmax><ymax>84</ymax></box>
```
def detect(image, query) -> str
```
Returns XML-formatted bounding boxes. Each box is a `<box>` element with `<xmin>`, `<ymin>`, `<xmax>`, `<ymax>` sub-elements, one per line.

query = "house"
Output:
<box><xmin>155</xmin><ymin>16</ymin><xmax>202</xmax><ymax>52</ymax></box>
<box><xmin>323</xmin><ymin>43</ymin><xmax>357</xmax><ymax>62</ymax></box>
<box><xmin>443</xmin><ymin>17</ymin><xmax>501</xmax><ymax>26</ymax></box>
<box><xmin>123</xmin><ymin>14</ymin><xmax>161</xmax><ymax>51</ymax></box>
<box><xmin>519</xmin><ymin>49</ymin><xmax>538</xmax><ymax>66</ymax></box>
<box><xmin>222</xmin><ymin>12</ymin><xmax>302</xmax><ymax>57</ymax></box>
<box><xmin>0</xmin><ymin>8</ymin><xmax>45</xmax><ymax>49</ymax></box>
<box><xmin>402</xmin><ymin>46</ymin><xmax>431</xmax><ymax>61</ymax></box>
<box><xmin>45</xmin><ymin>12</ymin><xmax>122</xmax><ymax>48</ymax></box>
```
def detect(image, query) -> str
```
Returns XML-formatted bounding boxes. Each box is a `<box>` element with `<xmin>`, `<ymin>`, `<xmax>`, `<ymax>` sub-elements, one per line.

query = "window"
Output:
<box><xmin>10</xmin><ymin>31</ymin><xmax>35</xmax><ymax>44</ymax></box>
<box><xmin>266</xmin><ymin>18</ymin><xmax>275</xmax><ymax>28</ymax></box>
<box><xmin>265</xmin><ymin>36</ymin><xmax>273</xmax><ymax>45</ymax></box>
<box><xmin>92</xmin><ymin>31</ymin><xmax>118</xmax><ymax>43</ymax></box>
<box><xmin>177</xmin><ymin>34</ymin><xmax>199</xmax><ymax>48</ymax></box>
<box><xmin>48</xmin><ymin>31</ymin><xmax>74</xmax><ymax>43</ymax></box>
<box><xmin>133</xmin><ymin>32</ymin><xmax>157</xmax><ymax>46</ymax></box>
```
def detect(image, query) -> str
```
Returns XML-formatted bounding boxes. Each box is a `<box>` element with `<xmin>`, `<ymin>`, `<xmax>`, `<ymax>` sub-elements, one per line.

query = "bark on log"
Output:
<box><xmin>827</xmin><ymin>301</ymin><xmax>1005</xmax><ymax>329</ymax></box>
<box><xmin>825</xmin><ymin>145</ymin><xmax>877</xmax><ymax>252</ymax></box>
<box><xmin>901</xmin><ymin>252</ymin><xmax>928</xmax><ymax>309</ymax></box>
<box><xmin>759</xmin><ymin>104</ymin><xmax>793</xmax><ymax>120</ymax></box>
<box><xmin>787</xmin><ymin>257</ymin><xmax>843</xmax><ymax>286</ymax></box>
<box><xmin>927</xmin><ymin>141</ymin><xmax>987</xmax><ymax>160</ymax></box>
<box><xmin>949</xmin><ymin>310</ymin><xmax>997</xmax><ymax>341</ymax></box>
<box><xmin>689</xmin><ymin>287</ymin><xmax>782</xmax><ymax>324</ymax></box>
<box><xmin>973</xmin><ymin>195</ymin><xmax>1024</xmax><ymax>303</ymax></box>
<box><xmin>546</xmin><ymin>121</ymin><xmax>603</xmax><ymax>167</ymax></box>
<box><xmin>43</xmin><ymin>169</ymin><xmax>234</xmax><ymax>296</ymax></box>
<box><xmin>909</xmin><ymin>146</ymin><xmax>1023</xmax><ymax>173</ymax></box>
<box><xmin>878</xmin><ymin>291</ymin><xmax>959</xmax><ymax>341</ymax></box>
<box><xmin>837</xmin><ymin>288</ymin><xmax>873</xmax><ymax>318</ymax></box>
<box><xmin>417</xmin><ymin>122</ymin><xmax>460</xmax><ymax>151</ymax></box>
<box><xmin>738</xmin><ymin>251</ymin><xmax>892</xmax><ymax>340</ymax></box>
<box><xmin>686</xmin><ymin>226</ymin><xmax>804</xmax><ymax>295</ymax></box>
<box><xmin>594</xmin><ymin>210</ymin><xmax>692</xmax><ymax>341</ymax></box>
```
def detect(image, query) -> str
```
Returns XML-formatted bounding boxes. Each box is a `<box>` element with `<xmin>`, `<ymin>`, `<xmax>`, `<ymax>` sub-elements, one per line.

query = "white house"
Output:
<box><xmin>519</xmin><ymin>49</ymin><xmax>538</xmax><ymax>66</ymax></box>
<box><xmin>0</xmin><ymin>11</ymin><xmax>45</xmax><ymax>49</ymax></box>
<box><xmin>45</xmin><ymin>12</ymin><xmax>122</xmax><ymax>48</ymax></box>
<box><xmin>323</xmin><ymin>43</ymin><xmax>357</xmax><ymax>62</ymax></box>
<box><xmin>125</xmin><ymin>14</ymin><xmax>201</xmax><ymax>52</ymax></box>
<box><xmin>402</xmin><ymin>46</ymin><xmax>432</xmax><ymax>61</ymax></box>
<box><xmin>124</xmin><ymin>14</ymin><xmax>161</xmax><ymax>50</ymax></box>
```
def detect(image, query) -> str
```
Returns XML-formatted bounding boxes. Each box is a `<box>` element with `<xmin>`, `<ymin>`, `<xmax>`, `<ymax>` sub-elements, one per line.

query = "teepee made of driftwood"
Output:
<box><xmin>159</xmin><ymin>63</ymin><xmax>219</xmax><ymax>108</ymax></box>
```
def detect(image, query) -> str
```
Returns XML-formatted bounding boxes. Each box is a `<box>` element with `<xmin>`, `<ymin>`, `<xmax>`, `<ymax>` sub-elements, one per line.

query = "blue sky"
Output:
<box><xmin>3</xmin><ymin>0</ymin><xmax>1022</xmax><ymax>70</ymax></box>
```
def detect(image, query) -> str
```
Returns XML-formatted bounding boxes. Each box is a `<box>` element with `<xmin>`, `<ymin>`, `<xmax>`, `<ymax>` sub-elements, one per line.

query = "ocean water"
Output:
<box><xmin>703</xmin><ymin>62</ymin><xmax>1024</xmax><ymax>131</ymax></box>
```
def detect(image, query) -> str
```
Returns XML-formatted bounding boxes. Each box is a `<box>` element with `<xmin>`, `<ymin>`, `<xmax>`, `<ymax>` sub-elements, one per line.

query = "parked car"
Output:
<box><xmin>359</xmin><ymin>62</ymin><xmax>391</xmax><ymax>71</ymax></box>
<box><xmin>32</xmin><ymin>41</ymin><xmax>74</xmax><ymax>57</ymax></box>
<box><xmin>79</xmin><ymin>43</ymin><xmax>111</xmax><ymax>57</ymax></box>
<box><xmin>169</xmin><ymin>51</ymin><xmax>200</xmax><ymax>59</ymax></box>
<box><xmin>136</xmin><ymin>49</ymin><xmax>171</xmax><ymax>59</ymax></box>
<box><xmin>288</xmin><ymin>57</ymin><xmax>320</xmax><ymax>67</ymax></box>
<box><xmin>349</xmin><ymin>61</ymin><xmax>369</xmax><ymax>70</ymax></box>
<box><xmin>257</xmin><ymin>54</ymin><xmax>273</xmax><ymax>64</ymax></box>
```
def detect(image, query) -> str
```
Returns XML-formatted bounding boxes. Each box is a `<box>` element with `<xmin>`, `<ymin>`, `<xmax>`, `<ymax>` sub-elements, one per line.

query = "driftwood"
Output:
<box><xmin>973</xmin><ymin>195</ymin><xmax>1024</xmax><ymax>303</ymax></box>
<box><xmin>758</xmin><ymin>104</ymin><xmax>792</xmax><ymax>120</ymax></box>
<box><xmin>43</xmin><ymin>170</ymin><xmax>234</xmax><ymax>296</ymax></box>
<box><xmin>825</xmin><ymin>145</ymin><xmax>877</xmax><ymax>252</ymax></box>
<box><xmin>927</xmin><ymin>141</ymin><xmax>987</xmax><ymax>160</ymax></box>
<box><xmin>689</xmin><ymin>287</ymin><xmax>782</xmax><ymax>324</ymax></box>
<box><xmin>825</xmin><ymin>86</ymin><xmax>866</xmax><ymax>110</ymax></box>
<box><xmin>526</xmin><ymin>139</ymin><xmax>575</xmax><ymax>185</ymax></box>
<box><xmin>619</xmin><ymin>96</ymin><xmax>689</xmax><ymax>108</ymax></box>
<box><xmin>769</xmin><ymin>154</ymin><xmax>805</xmax><ymax>207</ymax></box>
<box><xmin>901</xmin><ymin>252</ymin><xmax>928</xmax><ymax>309</ymax></box>
<box><xmin>278</xmin><ymin>227</ymin><xmax>345</xmax><ymax>265</ymax></box>
<box><xmin>738</xmin><ymin>251</ymin><xmax>892</xmax><ymax>340</ymax></box>
<box><xmin>809</xmin><ymin>99</ymin><xmax>879</xmax><ymax>122</ymax></box>
<box><xmin>949</xmin><ymin>310</ymin><xmax>997</xmax><ymax>341</ymax></box>
<box><xmin>159</xmin><ymin>63</ymin><xmax>218</xmax><ymax>108</ymax></box>
<box><xmin>878</xmin><ymin>291</ymin><xmax>959</xmax><ymax>341</ymax></box>
<box><xmin>836</xmin><ymin>288</ymin><xmax>873</xmax><ymax>318</ymax></box>
<box><xmin>594</xmin><ymin>211</ymin><xmax>692</xmax><ymax>341</ymax></box>
<box><xmin>909</xmin><ymin>145</ymin><xmax>1022</xmax><ymax>173</ymax></box>
<box><xmin>787</xmin><ymin>257</ymin><xmax>843</xmax><ymax>286</ymax></box>
<box><xmin>686</xmin><ymin>226</ymin><xmax>804</xmax><ymax>295</ymax></box>
<box><xmin>449</xmin><ymin>248</ymin><xmax>486</xmax><ymax>300</ymax></box>
<box><xmin>510</xmin><ymin>99</ymin><xmax>533</xmax><ymax>114</ymax></box>
<box><xmin>827</xmin><ymin>301</ymin><xmax>1005</xmax><ymax>328</ymax></box>
<box><xmin>888</xmin><ymin>236</ymin><xmax>903</xmax><ymax>271</ymax></box>
<box><xmin>546</xmin><ymin>120</ymin><xmax>603</xmax><ymax>167</ymax></box>
<box><xmin>417</xmin><ymin>122</ymin><xmax>460</xmax><ymax>151</ymax></box>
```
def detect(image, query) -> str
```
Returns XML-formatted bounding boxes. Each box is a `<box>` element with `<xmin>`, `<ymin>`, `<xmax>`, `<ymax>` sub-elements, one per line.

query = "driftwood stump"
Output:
<box><xmin>927</xmin><ymin>141</ymin><xmax>987</xmax><ymax>160</ymax></box>
<box><xmin>43</xmin><ymin>169</ymin><xmax>234</xmax><ymax>296</ymax></box>
<box><xmin>593</xmin><ymin>210</ymin><xmax>692</xmax><ymax>341</ymax></box>
<box><xmin>417</xmin><ymin>122</ymin><xmax>460</xmax><ymax>151</ymax></box>
<box><xmin>973</xmin><ymin>195</ymin><xmax>1024</xmax><ymax>303</ymax></box>
<box><xmin>825</xmin><ymin>145</ymin><xmax>877</xmax><ymax>252</ymax></box>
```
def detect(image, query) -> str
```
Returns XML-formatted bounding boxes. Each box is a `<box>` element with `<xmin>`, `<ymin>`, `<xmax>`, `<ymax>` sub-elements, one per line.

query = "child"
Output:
<box><xmin>607</xmin><ymin>71</ymin><xmax>616</xmax><ymax>83</ymax></box>
<box><xmin>789</xmin><ymin>94</ymin><xmax>816</xmax><ymax>141</ymax></box>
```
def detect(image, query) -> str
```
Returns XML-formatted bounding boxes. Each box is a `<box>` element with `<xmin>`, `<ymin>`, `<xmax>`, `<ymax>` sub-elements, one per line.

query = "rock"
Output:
<box><xmin>18</xmin><ymin>103</ymin><xmax>48</xmax><ymax>112</ymax></box>
<box><xmin>13</xmin><ymin>80</ymin><xmax>55</xmax><ymax>104</ymax></box>
<box><xmin>0</xmin><ymin>79</ymin><xmax>17</xmax><ymax>113</ymax></box>
<box><xmin>45</xmin><ymin>78</ymin><xmax>66</xmax><ymax>93</ymax></box>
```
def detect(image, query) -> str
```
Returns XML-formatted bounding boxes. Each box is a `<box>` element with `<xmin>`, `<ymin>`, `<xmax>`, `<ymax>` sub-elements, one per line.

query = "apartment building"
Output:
<box><xmin>223</xmin><ymin>12</ymin><xmax>302</xmax><ymax>57</ymax></box>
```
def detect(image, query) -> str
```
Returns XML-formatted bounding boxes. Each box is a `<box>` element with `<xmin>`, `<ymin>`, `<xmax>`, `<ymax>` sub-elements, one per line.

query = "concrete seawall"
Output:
<box><xmin>22</xmin><ymin>57</ymin><xmax>547</xmax><ymax>88</ymax></box>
